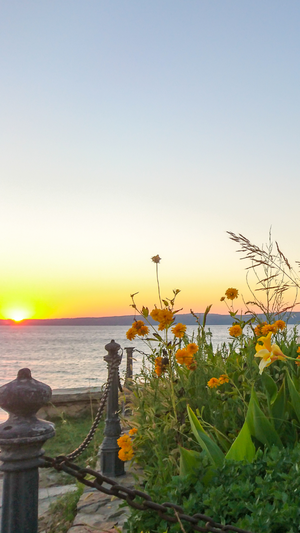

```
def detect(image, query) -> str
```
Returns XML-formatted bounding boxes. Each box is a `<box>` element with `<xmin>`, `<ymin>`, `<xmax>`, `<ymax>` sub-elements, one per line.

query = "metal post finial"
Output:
<box><xmin>0</xmin><ymin>369</ymin><xmax>55</xmax><ymax>533</ymax></box>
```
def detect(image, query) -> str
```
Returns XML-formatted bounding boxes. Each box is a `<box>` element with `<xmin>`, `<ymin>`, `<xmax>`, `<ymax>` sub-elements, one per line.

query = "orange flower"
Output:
<box><xmin>129</xmin><ymin>428</ymin><xmax>138</xmax><ymax>435</ymax></box>
<box><xmin>297</xmin><ymin>347</ymin><xmax>300</xmax><ymax>354</ymax></box>
<box><xmin>261</xmin><ymin>324</ymin><xmax>278</xmax><ymax>335</ymax></box>
<box><xmin>117</xmin><ymin>434</ymin><xmax>131</xmax><ymax>447</ymax></box>
<box><xmin>175</xmin><ymin>348</ymin><xmax>187</xmax><ymax>365</ymax></box>
<box><xmin>207</xmin><ymin>377</ymin><xmax>220</xmax><ymax>388</ymax></box>
<box><xmin>175</xmin><ymin>348</ymin><xmax>195</xmax><ymax>369</ymax></box>
<box><xmin>155</xmin><ymin>356</ymin><xmax>163</xmax><ymax>376</ymax></box>
<box><xmin>219</xmin><ymin>374</ymin><xmax>229</xmax><ymax>384</ymax></box>
<box><xmin>171</xmin><ymin>323</ymin><xmax>187</xmax><ymax>338</ymax></box>
<box><xmin>229</xmin><ymin>324</ymin><xmax>243</xmax><ymax>337</ymax></box>
<box><xmin>295</xmin><ymin>355</ymin><xmax>300</xmax><ymax>366</ymax></box>
<box><xmin>126</xmin><ymin>327</ymin><xmax>137</xmax><ymax>341</ymax></box>
<box><xmin>150</xmin><ymin>308</ymin><xmax>161</xmax><ymax>321</ymax></box>
<box><xmin>254</xmin><ymin>325</ymin><xmax>261</xmax><ymax>336</ymax></box>
<box><xmin>186</xmin><ymin>343</ymin><xmax>198</xmax><ymax>355</ymax></box>
<box><xmin>118</xmin><ymin>447</ymin><xmax>134</xmax><ymax>461</ymax></box>
<box><xmin>274</xmin><ymin>320</ymin><xmax>286</xmax><ymax>331</ymax></box>
<box><xmin>131</xmin><ymin>320</ymin><xmax>150</xmax><ymax>337</ymax></box>
<box><xmin>225</xmin><ymin>288</ymin><xmax>238</xmax><ymax>300</ymax></box>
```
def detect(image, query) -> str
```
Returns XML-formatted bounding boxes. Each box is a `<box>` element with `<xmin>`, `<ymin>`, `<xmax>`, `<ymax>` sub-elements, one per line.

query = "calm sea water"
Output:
<box><xmin>0</xmin><ymin>325</ymin><xmax>232</xmax><ymax>390</ymax></box>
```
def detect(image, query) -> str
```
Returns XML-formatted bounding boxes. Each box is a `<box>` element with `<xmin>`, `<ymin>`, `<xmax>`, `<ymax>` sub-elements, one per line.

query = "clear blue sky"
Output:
<box><xmin>1</xmin><ymin>1</ymin><xmax>300</xmax><ymax>319</ymax></box>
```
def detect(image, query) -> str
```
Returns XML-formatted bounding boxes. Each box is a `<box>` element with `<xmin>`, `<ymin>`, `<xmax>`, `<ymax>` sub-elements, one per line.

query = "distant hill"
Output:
<box><xmin>1</xmin><ymin>312</ymin><xmax>300</xmax><ymax>326</ymax></box>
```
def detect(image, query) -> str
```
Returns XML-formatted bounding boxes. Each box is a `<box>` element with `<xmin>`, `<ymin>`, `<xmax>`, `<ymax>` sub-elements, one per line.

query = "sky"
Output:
<box><xmin>1</xmin><ymin>0</ymin><xmax>300</xmax><ymax>320</ymax></box>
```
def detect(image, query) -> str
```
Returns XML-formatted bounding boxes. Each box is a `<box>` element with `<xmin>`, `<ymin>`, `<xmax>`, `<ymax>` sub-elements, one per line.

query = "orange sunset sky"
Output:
<box><xmin>1</xmin><ymin>1</ymin><xmax>300</xmax><ymax>322</ymax></box>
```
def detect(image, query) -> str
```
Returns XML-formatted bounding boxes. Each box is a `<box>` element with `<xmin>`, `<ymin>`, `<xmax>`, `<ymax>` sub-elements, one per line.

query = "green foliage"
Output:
<box><xmin>125</xmin><ymin>445</ymin><xmax>300</xmax><ymax>533</ymax></box>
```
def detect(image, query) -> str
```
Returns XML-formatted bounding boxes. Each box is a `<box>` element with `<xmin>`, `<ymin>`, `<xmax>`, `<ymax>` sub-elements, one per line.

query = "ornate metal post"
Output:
<box><xmin>99</xmin><ymin>340</ymin><xmax>125</xmax><ymax>477</ymax></box>
<box><xmin>125</xmin><ymin>346</ymin><xmax>134</xmax><ymax>381</ymax></box>
<box><xmin>0</xmin><ymin>368</ymin><xmax>55</xmax><ymax>533</ymax></box>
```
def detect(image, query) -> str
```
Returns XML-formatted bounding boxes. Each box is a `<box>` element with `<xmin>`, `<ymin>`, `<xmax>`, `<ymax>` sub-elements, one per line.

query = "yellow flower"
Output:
<box><xmin>129</xmin><ymin>428</ymin><xmax>138</xmax><ymax>435</ymax></box>
<box><xmin>225</xmin><ymin>288</ymin><xmax>238</xmax><ymax>300</ymax></box>
<box><xmin>186</xmin><ymin>342</ymin><xmax>198</xmax><ymax>355</ymax></box>
<box><xmin>171</xmin><ymin>323</ymin><xmax>187</xmax><ymax>338</ymax></box>
<box><xmin>151</xmin><ymin>255</ymin><xmax>161</xmax><ymax>264</ymax></box>
<box><xmin>126</xmin><ymin>327</ymin><xmax>137</xmax><ymax>341</ymax></box>
<box><xmin>219</xmin><ymin>374</ymin><xmax>229</xmax><ymax>384</ymax></box>
<box><xmin>118</xmin><ymin>447</ymin><xmax>134</xmax><ymax>461</ymax></box>
<box><xmin>207</xmin><ymin>377</ymin><xmax>220</xmax><ymax>388</ymax></box>
<box><xmin>229</xmin><ymin>324</ymin><xmax>243</xmax><ymax>337</ymax></box>
<box><xmin>274</xmin><ymin>320</ymin><xmax>286</xmax><ymax>331</ymax></box>
<box><xmin>254</xmin><ymin>332</ymin><xmax>286</xmax><ymax>374</ymax></box>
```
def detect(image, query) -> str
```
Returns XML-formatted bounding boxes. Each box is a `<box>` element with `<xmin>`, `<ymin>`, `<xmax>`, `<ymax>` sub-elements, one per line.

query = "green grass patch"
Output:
<box><xmin>43</xmin><ymin>414</ymin><xmax>105</xmax><ymax>468</ymax></box>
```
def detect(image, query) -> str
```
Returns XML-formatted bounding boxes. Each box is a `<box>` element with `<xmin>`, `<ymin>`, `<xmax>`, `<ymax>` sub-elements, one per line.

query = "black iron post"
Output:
<box><xmin>0</xmin><ymin>368</ymin><xmax>55</xmax><ymax>533</ymax></box>
<box><xmin>124</xmin><ymin>346</ymin><xmax>134</xmax><ymax>381</ymax></box>
<box><xmin>99</xmin><ymin>340</ymin><xmax>125</xmax><ymax>477</ymax></box>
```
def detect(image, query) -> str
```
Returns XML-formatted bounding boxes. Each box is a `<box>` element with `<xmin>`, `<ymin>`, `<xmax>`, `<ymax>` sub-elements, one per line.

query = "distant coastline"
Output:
<box><xmin>1</xmin><ymin>313</ymin><xmax>300</xmax><ymax>326</ymax></box>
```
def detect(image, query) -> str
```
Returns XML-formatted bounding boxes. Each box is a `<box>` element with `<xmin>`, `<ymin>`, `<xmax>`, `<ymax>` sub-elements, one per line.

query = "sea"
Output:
<box><xmin>0</xmin><ymin>324</ymin><xmax>298</xmax><ymax>422</ymax></box>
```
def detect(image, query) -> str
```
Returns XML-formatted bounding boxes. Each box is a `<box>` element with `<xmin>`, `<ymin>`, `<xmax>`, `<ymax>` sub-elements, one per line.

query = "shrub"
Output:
<box><xmin>125</xmin><ymin>445</ymin><xmax>300</xmax><ymax>533</ymax></box>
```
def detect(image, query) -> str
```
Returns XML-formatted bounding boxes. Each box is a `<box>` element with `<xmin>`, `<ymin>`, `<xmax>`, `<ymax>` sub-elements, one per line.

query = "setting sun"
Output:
<box><xmin>2</xmin><ymin>307</ymin><xmax>33</xmax><ymax>323</ymax></box>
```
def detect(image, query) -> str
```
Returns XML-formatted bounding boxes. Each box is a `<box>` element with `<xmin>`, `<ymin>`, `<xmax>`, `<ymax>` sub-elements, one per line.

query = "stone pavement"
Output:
<box><xmin>66</xmin><ymin>465</ymin><xmax>144</xmax><ymax>533</ymax></box>
<box><xmin>0</xmin><ymin>471</ymin><xmax>77</xmax><ymax>527</ymax></box>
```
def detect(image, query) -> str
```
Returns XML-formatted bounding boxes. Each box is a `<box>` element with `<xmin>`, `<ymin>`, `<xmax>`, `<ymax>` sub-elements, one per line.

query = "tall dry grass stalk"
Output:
<box><xmin>227</xmin><ymin>229</ymin><xmax>299</xmax><ymax>322</ymax></box>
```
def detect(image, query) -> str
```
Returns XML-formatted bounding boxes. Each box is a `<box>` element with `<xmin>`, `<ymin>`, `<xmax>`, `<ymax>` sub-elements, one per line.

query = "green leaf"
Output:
<box><xmin>187</xmin><ymin>405</ymin><xmax>224</xmax><ymax>467</ymax></box>
<box><xmin>225</xmin><ymin>422</ymin><xmax>255</xmax><ymax>462</ymax></box>
<box><xmin>179</xmin><ymin>447</ymin><xmax>202</xmax><ymax>476</ymax></box>
<box><xmin>246</xmin><ymin>389</ymin><xmax>283</xmax><ymax>449</ymax></box>
<box><xmin>261</xmin><ymin>372</ymin><xmax>278</xmax><ymax>405</ymax></box>
<box><xmin>271</xmin><ymin>380</ymin><xmax>286</xmax><ymax>431</ymax></box>
<box><xmin>286</xmin><ymin>372</ymin><xmax>300</xmax><ymax>425</ymax></box>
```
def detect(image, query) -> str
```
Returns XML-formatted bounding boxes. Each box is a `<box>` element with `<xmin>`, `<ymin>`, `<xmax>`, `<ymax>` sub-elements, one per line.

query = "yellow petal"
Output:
<box><xmin>254</xmin><ymin>348</ymin><xmax>271</xmax><ymax>361</ymax></box>
<box><xmin>271</xmin><ymin>344</ymin><xmax>285</xmax><ymax>358</ymax></box>
<box><xmin>259</xmin><ymin>357</ymin><xmax>272</xmax><ymax>374</ymax></box>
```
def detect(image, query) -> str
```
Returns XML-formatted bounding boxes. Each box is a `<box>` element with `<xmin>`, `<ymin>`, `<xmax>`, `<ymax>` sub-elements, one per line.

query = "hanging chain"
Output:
<box><xmin>42</xmin><ymin>456</ymin><xmax>252</xmax><ymax>533</ymax></box>
<box><xmin>64</xmin><ymin>355</ymin><xmax>121</xmax><ymax>461</ymax></box>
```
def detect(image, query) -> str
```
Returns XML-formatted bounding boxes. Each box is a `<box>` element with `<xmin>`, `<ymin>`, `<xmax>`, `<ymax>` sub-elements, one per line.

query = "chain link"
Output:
<box><xmin>42</xmin><ymin>456</ymin><xmax>252</xmax><ymax>533</ymax></box>
<box><xmin>64</xmin><ymin>355</ymin><xmax>120</xmax><ymax>461</ymax></box>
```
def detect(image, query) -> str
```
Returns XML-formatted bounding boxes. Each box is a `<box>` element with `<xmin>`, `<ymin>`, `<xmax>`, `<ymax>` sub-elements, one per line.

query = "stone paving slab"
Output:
<box><xmin>67</xmin><ymin>466</ymin><xmax>144</xmax><ymax>533</ymax></box>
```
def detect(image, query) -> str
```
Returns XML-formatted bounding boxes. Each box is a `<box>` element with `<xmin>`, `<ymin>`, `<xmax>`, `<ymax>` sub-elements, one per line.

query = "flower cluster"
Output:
<box><xmin>150</xmin><ymin>307</ymin><xmax>174</xmax><ymax>331</ymax></box>
<box><xmin>229</xmin><ymin>324</ymin><xmax>243</xmax><ymax>337</ymax></box>
<box><xmin>175</xmin><ymin>343</ymin><xmax>198</xmax><ymax>370</ymax></box>
<box><xmin>126</xmin><ymin>320</ymin><xmax>150</xmax><ymax>341</ymax></box>
<box><xmin>254</xmin><ymin>320</ymin><xmax>286</xmax><ymax>336</ymax></box>
<box><xmin>154</xmin><ymin>356</ymin><xmax>169</xmax><ymax>377</ymax></box>
<box><xmin>207</xmin><ymin>374</ymin><xmax>230</xmax><ymax>388</ymax></box>
<box><xmin>117</xmin><ymin>431</ymin><xmax>137</xmax><ymax>461</ymax></box>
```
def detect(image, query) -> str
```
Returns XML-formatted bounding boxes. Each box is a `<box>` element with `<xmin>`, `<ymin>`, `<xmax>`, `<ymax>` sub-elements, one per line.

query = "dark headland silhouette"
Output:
<box><xmin>1</xmin><ymin>313</ymin><xmax>300</xmax><ymax>326</ymax></box>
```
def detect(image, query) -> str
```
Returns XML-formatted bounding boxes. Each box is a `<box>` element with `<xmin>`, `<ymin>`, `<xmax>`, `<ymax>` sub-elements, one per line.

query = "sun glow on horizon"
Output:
<box><xmin>2</xmin><ymin>307</ymin><xmax>33</xmax><ymax>323</ymax></box>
